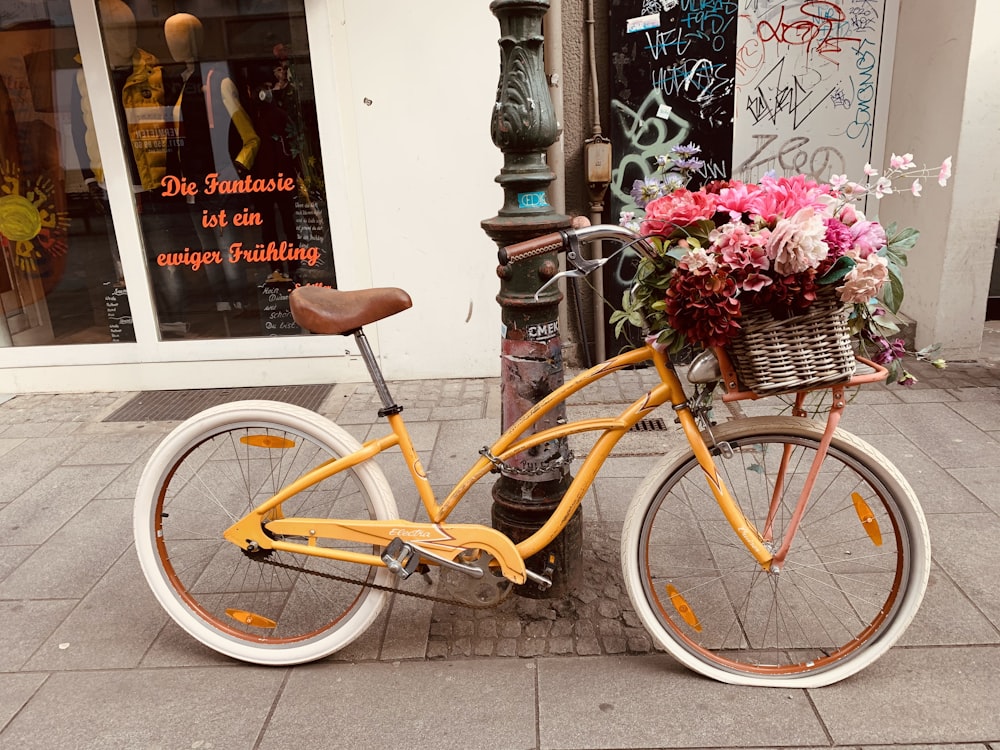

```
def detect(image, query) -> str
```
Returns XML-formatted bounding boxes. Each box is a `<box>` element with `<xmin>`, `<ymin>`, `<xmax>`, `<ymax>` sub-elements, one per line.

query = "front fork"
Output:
<box><xmin>762</xmin><ymin>386</ymin><xmax>846</xmax><ymax>570</ymax></box>
<box><xmin>674</xmin><ymin>405</ymin><xmax>775</xmax><ymax>571</ymax></box>
<box><xmin>681</xmin><ymin>354</ymin><xmax>847</xmax><ymax>573</ymax></box>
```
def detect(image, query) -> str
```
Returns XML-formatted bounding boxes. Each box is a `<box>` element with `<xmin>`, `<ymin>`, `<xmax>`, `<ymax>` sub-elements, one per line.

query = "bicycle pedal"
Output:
<box><xmin>416</xmin><ymin>563</ymin><xmax>433</xmax><ymax>585</ymax></box>
<box><xmin>381</xmin><ymin>537</ymin><xmax>421</xmax><ymax>579</ymax></box>
<box><xmin>525</xmin><ymin>553</ymin><xmax>556</xmax><ymax>590</ymax></box>
<box><xmin>541</xmin><ymin>553</ymin><xmax>556</xmax><ymax>580</ymax></box>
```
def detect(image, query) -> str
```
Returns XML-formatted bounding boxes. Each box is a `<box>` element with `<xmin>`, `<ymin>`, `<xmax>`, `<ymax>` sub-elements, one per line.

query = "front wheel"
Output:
<box><xmin>622</xmin><ymin>416</ymin><xmax>930</xmax><ymax>687</ymax></box>
<box><xmin>134</xmin><ymin>400</ymin><xmax>398</xmax><ymax>665</ymax></box>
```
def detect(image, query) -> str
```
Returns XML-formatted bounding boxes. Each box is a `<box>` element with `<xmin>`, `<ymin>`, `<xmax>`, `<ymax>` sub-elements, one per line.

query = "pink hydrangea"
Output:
<box><xmin>741</xmin><ymin>272</ymin><xmax>773</xmax><ymax>292</ymax></box>
<box><xmin>677</xmin><ymin>247</ymin><xmax>718</xmax><ymax>275</ymax></box>
<box><xmin>838</xmin><ymin>255</ymin><xmax>889</xmax><ymax>303</ymax></box>
<box><xmin>710</xmin><ymin>223</ymin><xmax>770</xmax><ymax>273</ymax></box>
<box><xmin>709</xmin><ymin>221</ymin><xmax>752</xmax><ymax>252</ymax></box>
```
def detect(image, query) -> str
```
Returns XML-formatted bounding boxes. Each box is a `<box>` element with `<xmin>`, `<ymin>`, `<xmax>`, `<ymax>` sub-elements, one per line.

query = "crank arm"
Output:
<box><xmin>410</xmin><ymin>543</ymin><xmax>485</xmax><ymax>579</ymax></box>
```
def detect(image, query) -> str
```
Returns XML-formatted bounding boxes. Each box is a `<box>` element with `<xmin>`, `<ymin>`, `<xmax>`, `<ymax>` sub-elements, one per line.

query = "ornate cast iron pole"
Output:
<box><xmin>482</xmin><ymin>0</ymin><xmax>581</xmax><ymax>598</ymax></box>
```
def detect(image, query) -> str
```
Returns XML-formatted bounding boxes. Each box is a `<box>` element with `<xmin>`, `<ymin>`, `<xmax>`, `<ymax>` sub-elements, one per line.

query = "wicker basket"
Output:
<box><xmin>726</xmin><ymin>288</ymin><xmax>856</xmax><ymax>396</ymax></box>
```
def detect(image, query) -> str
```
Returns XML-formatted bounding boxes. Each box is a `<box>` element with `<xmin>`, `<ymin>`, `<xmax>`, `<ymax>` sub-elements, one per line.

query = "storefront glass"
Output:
<box><xmin>0</xmin><ymin>1</ymin><xmax>131</xmax><ymax>346</ymax></box>
<box><xmin>95</xmin><ymin>0</ymin><xmax>335</xmax><ymax>340</ymax></box>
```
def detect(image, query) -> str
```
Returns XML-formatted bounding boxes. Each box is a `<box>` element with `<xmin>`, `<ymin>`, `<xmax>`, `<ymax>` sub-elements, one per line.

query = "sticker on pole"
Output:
<box><xmin>517</xmin><ymin>191</ymin><xmax>549</xmax><ymax>209</ymax></box>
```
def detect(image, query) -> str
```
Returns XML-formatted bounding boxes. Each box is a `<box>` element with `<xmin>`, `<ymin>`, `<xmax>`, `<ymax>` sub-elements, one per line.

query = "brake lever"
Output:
<box><xmin>531</xmin><ymin>235</ymin><xmax>637</xmax><ymax>301</ymax></box>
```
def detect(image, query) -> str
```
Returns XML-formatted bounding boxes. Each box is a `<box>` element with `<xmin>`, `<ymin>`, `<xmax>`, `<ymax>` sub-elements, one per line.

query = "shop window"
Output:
<box><xmin>0</xmin><ymin>1</ymin><xmax>131</xmax><ymax>346</ymax></box>
<box><xmin>96</xmin><ymin>0</ymin><xmax>335</xmax><ymax>340</ymax></box>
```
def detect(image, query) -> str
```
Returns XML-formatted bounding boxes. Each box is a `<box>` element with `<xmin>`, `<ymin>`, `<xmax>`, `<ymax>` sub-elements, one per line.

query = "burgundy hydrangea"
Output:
<box><xmin>664</xmin><ymin>269</ymin><xmax>742</xmax><ymax>347</ymax></box>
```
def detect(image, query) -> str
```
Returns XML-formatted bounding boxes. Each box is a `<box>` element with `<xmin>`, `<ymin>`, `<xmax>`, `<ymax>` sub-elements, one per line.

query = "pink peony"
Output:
<box><xmin>765</xmin><ymin>207</ymin><xmax>830</xmax><ymax>275</ymax></box>
<box><xmin>838</xmin><ymin>255</ymin><xmax>889</xmax><ymax>303</ymax></box>
<box><xmin>849</xmin><ymin>220</ymin><xmax>887</xmax><ymax>258</ymax></box>
<box><xmin>824</xmin><ymin>218</ymin><xmax>853</xmax><ymax>256</ymax></box>
<box><xmin>640</xmin><ymin>188</ymin><xmax>718</xmax><ymax>236</ymax></box>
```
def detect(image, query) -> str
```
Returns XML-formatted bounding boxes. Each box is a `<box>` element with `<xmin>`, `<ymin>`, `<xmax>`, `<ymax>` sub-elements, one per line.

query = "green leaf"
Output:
<box><xmin>871</xmin><ymin>318</ymin><xmax>900</xmax><ymax>335</ymax></box>
<box><xmin>888</xmin><ymin>225</ymin><xmax>920</xmax><ymax>252</ymax></box>
<box><xmin>880</xmin><ymin>263</ymin><xmax>905</xmax><ymax>313</ymax></box>
<box><xmin>817</xmin><ymin>255</ymin><xmax>856</xmax><ymax>285</ymax></box>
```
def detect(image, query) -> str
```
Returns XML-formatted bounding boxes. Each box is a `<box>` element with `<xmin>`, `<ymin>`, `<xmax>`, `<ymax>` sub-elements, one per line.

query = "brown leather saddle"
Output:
<box><xmin>289</xmin><ymin>286</ymin><xmax>412</xmax><ymax>335</ymax></box>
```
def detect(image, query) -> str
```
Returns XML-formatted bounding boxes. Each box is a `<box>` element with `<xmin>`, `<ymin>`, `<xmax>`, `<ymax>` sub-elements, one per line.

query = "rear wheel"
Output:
<box><xmin>622</xmin><ymin>416</ymin><xmax>930</xmax><ymax>687</ymax></box>
<box><xmin>134</xmin><ymin>400</ymin><xmax>397</xmax><ymax>665</ymax></box>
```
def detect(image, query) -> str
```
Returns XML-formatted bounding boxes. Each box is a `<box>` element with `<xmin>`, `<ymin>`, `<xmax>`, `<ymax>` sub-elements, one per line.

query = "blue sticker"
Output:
<box><xmin>626</xmin><ymin>13</ymin><xmax>661</xmax><ymax>33</ymax></box>
<box><xmin>517</xmin><ymin>191</ymin><xmax>549</xmax><ymax>209</ymax></box>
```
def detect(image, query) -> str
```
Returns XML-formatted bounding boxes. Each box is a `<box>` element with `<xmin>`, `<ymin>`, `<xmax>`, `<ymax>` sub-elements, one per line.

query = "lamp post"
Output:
<box><xmin>482</xmin><ymin>0</ymin><xmax>581</xmax><ymax>598</ymax></box>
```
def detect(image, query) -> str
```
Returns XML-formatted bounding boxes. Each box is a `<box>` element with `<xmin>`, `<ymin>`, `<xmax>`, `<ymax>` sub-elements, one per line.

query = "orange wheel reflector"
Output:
<box><xmin>226</xmin><ymin>609</ymin><xmax>277</xmax><ymax>629</ymax></box>
<box><xmin>852</xmin><ymin>492</ymin><xmax>883</xmax><ymax>546</ymax></box>
<box><xmin>240</xmin><ymin>435</ymin><xmax>296</xmax><ymax>449</ymax></box>
<box><xmin>666</xmin><ymin>584</ymin><xmax>702</xmax><ymax>632</ymax></box>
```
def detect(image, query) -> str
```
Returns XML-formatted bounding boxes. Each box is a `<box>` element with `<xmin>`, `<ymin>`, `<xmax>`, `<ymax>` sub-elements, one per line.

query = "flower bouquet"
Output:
<box><xmin>611</xmin><ymin>145</ymin><xmax>952</xmax><ymax>390</ymax></box>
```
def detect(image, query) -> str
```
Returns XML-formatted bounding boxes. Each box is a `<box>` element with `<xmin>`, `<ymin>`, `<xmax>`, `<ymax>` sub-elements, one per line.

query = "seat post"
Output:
<box><xmin>352</xmin><ymin>329</ymin><xmax>402</xmax><ymax>416</ymax></box>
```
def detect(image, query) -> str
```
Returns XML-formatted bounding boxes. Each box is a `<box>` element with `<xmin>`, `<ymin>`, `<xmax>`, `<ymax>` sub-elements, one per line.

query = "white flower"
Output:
<box><xmin>874</xmin><ymin>177</ymin><xmax>894</xmax><ymax>199</ymax></box>
<box><xmin>678</xmin><ymin>246</ymin><xmax>718</xmax><ymax>274</ymax></box>
<box><xmin>890</xmin><ymin>153</ymin><xmax>915</xmax><ymax>170</ymax></box>
<box><xmin>766</xmin><ymin>207</ymin><xmax>830</xmax><ymax>275</ymax></box>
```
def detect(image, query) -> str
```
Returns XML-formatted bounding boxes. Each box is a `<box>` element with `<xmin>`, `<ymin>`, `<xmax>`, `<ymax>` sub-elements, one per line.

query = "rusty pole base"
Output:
<box><xmin>491</xmin><ymin>474</ymin><xmax>583</xmax><ymax>599</ymax></box>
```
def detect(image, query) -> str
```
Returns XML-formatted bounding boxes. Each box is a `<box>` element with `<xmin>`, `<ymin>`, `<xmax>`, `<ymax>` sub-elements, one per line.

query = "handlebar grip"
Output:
<box><xmin>498</xmin><ymin>217</ymin><xmax>592</xmax><ymax>265</ymax></box>
<box><xmin>498</xmin><ymin>232</ymin><xmax>565</xmax><ymax>265</ymax></box>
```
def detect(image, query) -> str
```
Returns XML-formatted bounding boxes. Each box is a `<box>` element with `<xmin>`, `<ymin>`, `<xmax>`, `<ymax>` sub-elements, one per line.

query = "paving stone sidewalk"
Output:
<box><xmin>2</xmin><ymin>342</ymin><xmax>1000</xmax><ymax>748</ymax></box>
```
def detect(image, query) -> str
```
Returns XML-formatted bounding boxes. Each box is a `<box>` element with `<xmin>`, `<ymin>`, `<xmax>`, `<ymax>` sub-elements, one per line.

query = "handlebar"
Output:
<box><xmin>498</xmin><ymin>218</ymin><xmax>656</xmax><ymax>265</ymax></box>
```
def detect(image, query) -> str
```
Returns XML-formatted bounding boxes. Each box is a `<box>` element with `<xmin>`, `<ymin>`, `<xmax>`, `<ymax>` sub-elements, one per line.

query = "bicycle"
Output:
<box><xmin>133</xmin><ymin>223</ymin><xmax>930</xmax><ymax>688</ymax></box>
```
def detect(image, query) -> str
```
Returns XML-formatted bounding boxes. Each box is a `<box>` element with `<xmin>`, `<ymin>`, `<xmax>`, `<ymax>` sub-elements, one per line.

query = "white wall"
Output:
<box><xmin>883</xmin><ymin>0</ymin><xmax>1000</xmax><ymax>358</ymax></box>
<box><xmin>330</xmin><ymin>1</ymin><xmax>504</xmax><ymax>380</ymax></box>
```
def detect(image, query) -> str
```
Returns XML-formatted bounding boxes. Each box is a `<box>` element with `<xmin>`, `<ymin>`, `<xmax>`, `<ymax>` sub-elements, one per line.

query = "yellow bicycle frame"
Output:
<box><xmin>223</xmin><ymin>344</ymin><xmax>774</xmax><ymax>582</ymax></box>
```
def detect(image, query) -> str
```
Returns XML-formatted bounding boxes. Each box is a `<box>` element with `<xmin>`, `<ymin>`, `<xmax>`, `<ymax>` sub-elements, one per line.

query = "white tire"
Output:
<box><xmin>134</xmin><ymin>400</ymin><xmax>397</xmax><ymax>665</ymax></box>
<box><xmin>621</xmin><ymin>416</ymin><xmax>930</xmax><ymax>687</ymax></box>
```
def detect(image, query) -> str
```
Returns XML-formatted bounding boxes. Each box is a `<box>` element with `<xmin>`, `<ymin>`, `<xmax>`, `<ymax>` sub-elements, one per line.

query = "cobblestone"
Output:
<box><xmin>426</xmin><ymin>522</ymin><xmax>653</xmax><ymax>660</ymax></box>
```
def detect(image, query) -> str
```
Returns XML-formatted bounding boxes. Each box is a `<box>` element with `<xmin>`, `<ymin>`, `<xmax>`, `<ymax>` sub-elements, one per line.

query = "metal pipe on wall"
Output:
<box><xmin>544</xmin><ymin>0</ymin><xmax>565</xmax><ymax>215</ymax></box>
<box><xmin>586</xmin><ymin>0</ymin><xmax>607</xmax><ymax>363</ymax></box>
<box><xmin>544</xmin><ymin>1</ymin><xmax>572</xmax><ymax>361</ymax></box>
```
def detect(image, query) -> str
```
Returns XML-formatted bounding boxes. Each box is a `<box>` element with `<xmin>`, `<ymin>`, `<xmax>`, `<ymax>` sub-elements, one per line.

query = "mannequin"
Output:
<box><xmin>80</xmin><ymin>0</ymin><xmax>169</xmax><ymax>192</ymax></box>
<box><xmin>164</xmin><ymin>12</ymin><xmax>260</xmax><ymax>313</ymax></box>
<box><xmin>75</xmin><ymin>0</ymin><xmax>185</xmax><ymax>333</ymax></box>
<box><xmin>164</xmin><ymin>14</ymin><xmax>259</xmax><ymax>180</ymax></box>
<box><xmin>247</xmin><ymin>64</ymin><xmax>299</xmax><ymax>282</ymax></box>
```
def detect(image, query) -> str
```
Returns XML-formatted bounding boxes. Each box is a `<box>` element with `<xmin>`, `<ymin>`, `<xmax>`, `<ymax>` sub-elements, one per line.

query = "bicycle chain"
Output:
<box><xmin>258</xmin><ymin>555</ymin><xmax>510</xmax><ymax>610</ymax></box>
